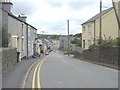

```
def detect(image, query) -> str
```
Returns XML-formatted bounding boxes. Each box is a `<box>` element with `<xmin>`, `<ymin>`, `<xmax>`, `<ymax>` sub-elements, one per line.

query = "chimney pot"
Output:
<box><xmin>18</xmin><ymin>15</ymin><xmax>27</xmax><ymax>22</ymax></box>
<box><xmin>2</xmin><ymin>0</ymin><xmax>13</xmax><ymax>13</ymax></box>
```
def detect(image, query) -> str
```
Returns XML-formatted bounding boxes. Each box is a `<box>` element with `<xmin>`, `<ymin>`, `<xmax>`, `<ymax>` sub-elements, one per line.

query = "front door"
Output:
<box><xmin>83</xmin><ymin>40</ymin><xmax>85</xmax><ymax>48</ymax></box>
<box><xmin>33</xmin><ymin>43</ymin><xmax>36</xmax><ymax>55</ymax></box>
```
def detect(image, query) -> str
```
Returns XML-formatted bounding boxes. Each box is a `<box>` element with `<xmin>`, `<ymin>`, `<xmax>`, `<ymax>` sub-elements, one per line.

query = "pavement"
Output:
<box><xmin>2</xmin><ymin>55</ymin><xmax>45</xmax><ymax>88</ymax></box>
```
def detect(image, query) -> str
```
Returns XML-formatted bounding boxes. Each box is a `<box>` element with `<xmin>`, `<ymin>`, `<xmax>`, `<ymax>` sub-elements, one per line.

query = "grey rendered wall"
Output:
<box><xmin>2</xmin><ymin>10</ymin><xmax>9</xmax><ymax>47</ymax></box>
<box><xmin>23</xmin><ymin>24</ymin><xmax>27</xmax><ymax>58</ymax></box>
<box><xmin>8</xmin><ymin>16</ymin><xmax>27</xmax><ymax>58</ymax></box>
<box><xmin>0</xmin><ymin>4</ymin><xmax>2</xmax><ymax>89</ymax></box>
<box><xmin>59</xmin><ymin>36</ymin><xmax>73</xmax><ymax>50</ymax></box>
<box><xmin>8</xmin><ymin>16</ymin><xmax>18</xmax><ymax>36</ymax></box>
<box><xmin>0</xmin><ymin>10</ymin><xmax>1</xmax><ymax>55</ymax></box>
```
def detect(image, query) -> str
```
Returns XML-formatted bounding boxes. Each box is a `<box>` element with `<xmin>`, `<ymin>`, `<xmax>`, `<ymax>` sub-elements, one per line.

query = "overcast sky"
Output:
<box><xmin>12</xmin><ymin>0</ymin><xmax>112</xmax><ymax>35</ymax></box>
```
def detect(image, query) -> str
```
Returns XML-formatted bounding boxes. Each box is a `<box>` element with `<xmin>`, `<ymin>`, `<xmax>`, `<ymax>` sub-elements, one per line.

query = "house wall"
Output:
<box><xmin>59</xmin><ymin>36</ymin><xmax>73</xmax><ymax>50</ymax></box>
<box><xmin>0</xmin><ymin>7</ymin><xmax>2</xmax><ymax>47</ymax></box>
<box><xmin>82</xmin><ymin>22</ymin><xmax>95</xmax><ymax>49</ymax></box>
<box><xmin>8</xmin><ymin>15</ymin><xmax>27</xmax><ymax>60</ymax></box>
<box><xmin>2</xmin><ymin>9</ymin><xmax>9</xmax><ymax>47</ymax></box>
<box><xmin>28</xmin><ymin>26</ymin><xmax>37</xmax><ymax>57</ymax></box>
<box><xmin>96</xmin><ymin>9</ymin><xmax>118</xmax><ymax>39</ymax></box>
<box><xmin>2</xmin><ymin>1</ymin><xmax>37</xmax><ymax>61</ymax></box>
<box><xmin>82</xmin><ymin>8</ymin><xmax>119</xmax><ymax>49</ymax></box>
<box><xmin>23</xmin><ymin>24</ymin><xmax>27</xmax><ymax>58</ymax></box>
<box><xmin>0</xmin><ymin>7</ymin><xmax>2</xmax><ymax>88</ymax></box>
<box><xmin>0</xmin><ymin>6</ymin><xmax>1</xmax><ymax>88</ymax></box>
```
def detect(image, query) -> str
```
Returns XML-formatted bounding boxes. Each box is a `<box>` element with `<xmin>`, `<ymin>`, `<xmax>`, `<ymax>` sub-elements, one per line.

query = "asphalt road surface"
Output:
<box><xmin>3</xmin><ymin>46</ymin><xmax>118</xmax><ymax>88</ymax></box>
<box><xmin>40</xmin><ymin>51</ymin><xmax>118</xmax><ymax>88</ymax></box>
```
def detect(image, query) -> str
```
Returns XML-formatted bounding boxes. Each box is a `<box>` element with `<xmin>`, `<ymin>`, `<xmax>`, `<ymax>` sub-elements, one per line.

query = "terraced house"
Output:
<box><xmin>1</xmin><ymin>0</ymin><xmax>38</xmax><ymax>61</ymax></box>
<box><xmin>59</xmin><ymin>35</ymin><xmax>74</xmax><ymax>51</ymax></box>
<box><xmin>82</xmin><ymin>7</ymin><xmax>119</xmax><ymax>49</ymax></box>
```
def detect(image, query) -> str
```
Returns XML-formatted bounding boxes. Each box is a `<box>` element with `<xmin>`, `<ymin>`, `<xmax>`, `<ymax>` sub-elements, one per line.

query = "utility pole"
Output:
<box><xmin>67</xmin><ymin>20</ymin><xmax>70</xmax><ymax>56</ymax></box>
<box><xmin>99</xmin><ymin>0</ymin><xmax>102</xmax><ymax>44</ymax></box>
<box><xmin>112</xmin><ymin>0</ymin><xmax>120</xmax><ymax>31</ymax></box>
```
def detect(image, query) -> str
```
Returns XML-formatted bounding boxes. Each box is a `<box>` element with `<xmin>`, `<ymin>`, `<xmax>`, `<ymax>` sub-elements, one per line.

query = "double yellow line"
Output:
<box><xmin>32</xmin><ymin>57</ymin><xmax>47</xmax><ymax>90</ymax></box>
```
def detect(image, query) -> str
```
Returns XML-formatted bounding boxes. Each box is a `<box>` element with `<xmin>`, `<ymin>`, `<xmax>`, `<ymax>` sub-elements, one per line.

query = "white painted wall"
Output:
<box><xmin>28</xmin><ymin>26</ymin><xmax>37</xmax><ymax>57</ymax></box>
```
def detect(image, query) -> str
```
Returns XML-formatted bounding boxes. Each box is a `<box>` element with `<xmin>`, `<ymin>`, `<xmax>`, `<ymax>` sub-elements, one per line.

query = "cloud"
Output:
<box><xmin>48</xmin><ymin>2</ymin><xmax>62</xmax><ymax>8</ymax></box>
<box><xmin>12</xmin><ymin>1</ymin><xmax>36</xmax><ymax>15</ymax></box>
<box><xmin>12</xmin><ymin>0</ymin><xmax>113</xmax><ymax>35</ymax></box>
<box><xmin>69</xmin><ymin>2</ymin><xmax>95</xmax><ymax>10</ymax></box>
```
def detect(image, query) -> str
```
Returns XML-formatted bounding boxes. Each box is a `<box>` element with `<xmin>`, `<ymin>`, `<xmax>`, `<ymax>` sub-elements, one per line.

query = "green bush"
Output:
<box><xmin>99</xmin><ymin>38</ymin><xmax>114</xmax><ymax>48</ymax></box>
<box><xmin>88</xmin><ymin>36</ymin><xmax>120</xmax><ymax>49</ymax></box>
<box><xmin>114</xmin><ymin>37</ymin><xmax>120</xmax><ymax>47</ymax></box>
<box><xmin>71</xmin><ymin>38</ymin><xmax>82</xmax><ymax>47</ymax></box>
<box><xmin>76</xmin><ymin>39</ymin><xmax>82</xmax><ymax>47</ymax></box>
<box><xmin>89</xmin><ymin>44</ymin><xmax>99</xmax><ymax>49</ymax></box>
<box><xmin>71</xmin><ymin>39</ymin><xmax>77</xmax><ymax>44</ymax></box>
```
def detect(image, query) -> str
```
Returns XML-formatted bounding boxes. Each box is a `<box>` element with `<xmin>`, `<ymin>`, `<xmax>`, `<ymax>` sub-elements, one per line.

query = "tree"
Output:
<box><xmin>75</xmin><ymin>33</ymin><xmax>82</xmax><ymax>37</ymax></box>
<box><xmin>71</xmin><ymin>33</ymin><xmax>82</xmax><ymax>47</ymax></box>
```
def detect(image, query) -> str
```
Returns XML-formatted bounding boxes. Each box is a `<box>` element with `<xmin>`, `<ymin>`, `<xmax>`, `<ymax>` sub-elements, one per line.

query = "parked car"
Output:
<box><xmin>45</xmin><ymin>51</ymin><xmax>49</xmax><ymax>55</ymax></box>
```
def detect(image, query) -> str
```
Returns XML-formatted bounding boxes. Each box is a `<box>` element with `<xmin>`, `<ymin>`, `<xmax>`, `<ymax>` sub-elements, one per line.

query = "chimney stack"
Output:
<box><xmin>18</xmin><ymin>15</ymin><xmax>27</xmax><ymax>22</ymax></box>
<box><xmin>1</xmin><ymin>0</ymin><xmax>13</xmax><ymax>13</ymax></box>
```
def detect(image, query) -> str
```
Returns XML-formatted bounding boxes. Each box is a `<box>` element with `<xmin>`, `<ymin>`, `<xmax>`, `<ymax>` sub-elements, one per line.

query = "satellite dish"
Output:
<box><xmin>21</xmin><ymin>14</ymin><xmax>25</xmax><ymax>16</ymax></box>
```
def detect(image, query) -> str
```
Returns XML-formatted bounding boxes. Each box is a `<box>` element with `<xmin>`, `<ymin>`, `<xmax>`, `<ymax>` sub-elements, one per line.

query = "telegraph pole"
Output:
<box><xmin>112</xmin><ymin>0</ymin><xmax>120</xmax><ymax>30</ymax></box>
<box><xmin>67</xmin><ymin>20</ymin><xmax>70</xmax><ymax>56</ymax></box>
<box><xmin>99</xmin><ymin>0</ymin><xmax>102</xmax><ymax>44</ymax></box>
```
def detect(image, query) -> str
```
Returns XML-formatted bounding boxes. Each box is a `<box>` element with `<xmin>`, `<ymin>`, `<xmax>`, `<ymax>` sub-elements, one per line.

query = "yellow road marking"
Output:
<box><xmin>21</xmin><ymin>59</ymin><xmax>41</xmax><ymax>88</ymax></box>
<box><xmin>37</xmin><ymin>57</ymin><xmax>47</xmax><ymax>89</ymax></box>
<box><xmin>32</xmin><ymin>57</ymin><xmax>47</xmax><ymax>90</ymax></box>
<box><xmin>32</xmin><ymin>60</ymin><xmax>42</xmax><ymax>90</ymax></box>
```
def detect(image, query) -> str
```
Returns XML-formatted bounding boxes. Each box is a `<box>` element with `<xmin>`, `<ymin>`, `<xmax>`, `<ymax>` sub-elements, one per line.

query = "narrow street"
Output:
<box><xmin>3</xmin><ymin>45</ymin><xmax>118</xmax><ymax>88</ymax></box>
<box><xmin>40</xmin><ymin>50</ymin><xmax>118</xmax><ymax>88</ymax></box>
<box><xmin>1</xmin><ymin>0</ymin><xmax>120</xmax><ymax>89</ymax></box>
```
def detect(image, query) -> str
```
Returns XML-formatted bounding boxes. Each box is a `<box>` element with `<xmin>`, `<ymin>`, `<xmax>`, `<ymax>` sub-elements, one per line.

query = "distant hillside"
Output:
<box><xmin>37</xmin><ymin>34</ymin><xmax>60</xmax><ymax>40</ymax></box>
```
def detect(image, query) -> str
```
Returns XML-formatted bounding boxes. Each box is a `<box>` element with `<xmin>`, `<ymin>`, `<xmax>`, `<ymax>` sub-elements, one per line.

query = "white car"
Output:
<box><xmin>45</xmin><ymin>51</ymin><xmax>49</xmax><ymax>55</ymax></box>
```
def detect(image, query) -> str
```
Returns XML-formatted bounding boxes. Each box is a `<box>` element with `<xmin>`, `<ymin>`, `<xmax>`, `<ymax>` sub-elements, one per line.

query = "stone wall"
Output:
<box><xmin>82</xmin><ymin>47</ymin><xmax>119</xmax><ymax>69</ymax></box>
<box><xmin>2</xmin><ymin>48</ymin><xmax>17</xmax><ymax>73</ymax></box>
<box><xmin>73</xmin><ymin>45</ymin><xmax>84</xmax><ymax>58</ymax></box>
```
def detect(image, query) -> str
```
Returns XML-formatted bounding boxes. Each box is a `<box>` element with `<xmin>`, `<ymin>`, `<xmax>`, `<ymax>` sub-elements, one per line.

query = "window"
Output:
<box><xmin>12</xmin><ymin>37</ymin><xmax>16</xmax><ymax>48</ymax></box>
<box><xmin>88</xmin><ymin>40</ymin><xmax>92</xmax><ymax>46</ymax></box>
<box><xmin>88</xmin><ymin>25</ymin><xmax>92</xmax><ymax>33</ymax></box>
<box><xmin>22</xmin><ymin>38</ymin><xmax>24</xmax><ymax>51</ymax></box>
<box><xmin>83</xmin><ymin>26</ymin><xmax>85</xmax><ymax>32</ymax></box>
<box><xmin>28</xmin><ymin>27</ymin><xmax>30</xmax><ymax>37</ymax></box>
<box><xmin>17</xmin><ymin>37</ymin><xmax>19</xmax><ymax>51</ymax></box>
<box><xmin>22</xmin><ymin>24</ymin><xmax>24</xmax><ymax>36</ymax></box>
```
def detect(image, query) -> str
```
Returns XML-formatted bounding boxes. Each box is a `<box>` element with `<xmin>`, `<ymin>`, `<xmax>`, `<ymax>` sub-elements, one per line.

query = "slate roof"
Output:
<box><xmin>1</xmin><ymin>7</ymin><xmax>37</xmax><ymax>30</ymax></box>
<box><xmin>81</xmin><ymin>7</ymin><xmax>113</xmax><ymax>25</ymax></box>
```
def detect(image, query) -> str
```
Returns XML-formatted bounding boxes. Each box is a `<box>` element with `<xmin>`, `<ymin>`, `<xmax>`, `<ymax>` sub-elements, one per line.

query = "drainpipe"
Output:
<box><xmin>26</xmin><ymin>25</ymin><xmax>28</xmax><ymax>59</ymax></box>
<box><xmin>94</xmin><ymin>20</ymin><xmax>96</xmax><ymax>44</ymax></box>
